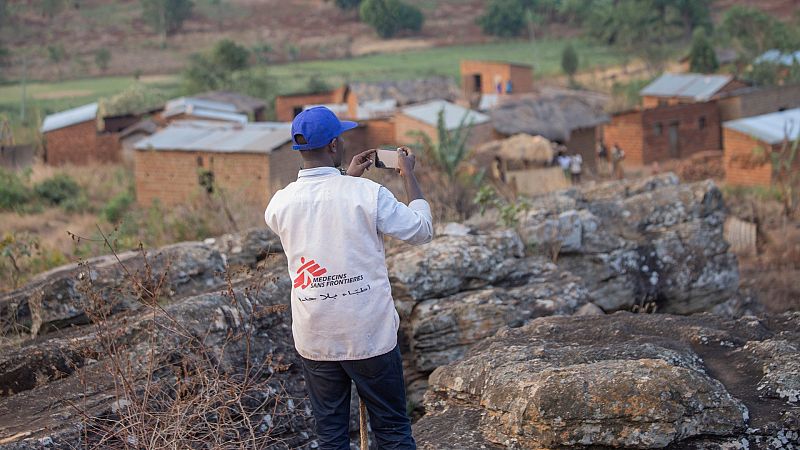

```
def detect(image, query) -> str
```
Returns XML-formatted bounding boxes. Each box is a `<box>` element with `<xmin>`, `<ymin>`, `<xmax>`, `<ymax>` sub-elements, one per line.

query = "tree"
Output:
<box><xmin>478</xmin><ymin>0</ymin><xmax>526</xmax><ymax>37</ymax></box>
<box><xmin>688</xmin><ymin>29</ymin><xmax>717</xmax><ymax>73</ymax></box>
<box><xmin>561</xmin><ymin>43</ymin><xmax>578</xmax><ymax>80</ymax></box>
<box><xmin>359</xmin><ymin>0</ymin><xmax>424</xmax><ymax>39</ymax></box>
<box><xmin>94</xmin><ymin>48</ymin><xmax>111</xmax><ymax>73</ymax></box>
<box><xmin>47</xmin><ymin>44</ymin><xmax>66</xmax><ymax>80</ymax></box>
<box><xmin>140</xmin><ymin>0</ymin><xmax>193</xmax><ymax>44</ymax></box>
<box><xmin>584</xmin><ymin>0</ymin><xmax>691</xmax><ymax>70</ymax></box>
<box><xmin>39</xmin><ymin>0</ymin><xmax>65</xmax><ymax>18</ymax></box>
<box><xmin>183</xmin><ymin>39</ymin><xmax>270</xmax><ymax>99</ymax></box>
<box><xmin>718</xmin><ymin>6</ymin><xmax>800</xmax><ymax>59</ymax></box>
<box><xmin>209</xmin><ymin>39</ymin><xmax>250</xmax><ymax>71</ymax></box>
<box><xmin>333</xmin><ymin>0</ymin><xmax>361</xmax><ymax>9</ymax></box>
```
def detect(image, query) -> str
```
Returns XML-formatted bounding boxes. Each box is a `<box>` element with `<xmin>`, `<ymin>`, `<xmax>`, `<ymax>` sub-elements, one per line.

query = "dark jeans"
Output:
<box><xmin>300</xmin><ymin>345</ymin><xmax>416</xmax><ymax>450</ymax></box>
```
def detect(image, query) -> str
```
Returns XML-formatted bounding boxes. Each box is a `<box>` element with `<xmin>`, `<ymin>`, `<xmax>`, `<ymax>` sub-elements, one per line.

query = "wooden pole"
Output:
<box><xmin>359</xmin><ymin>397</ymin><xmax>368</xmax><ymax>450</ymax></box>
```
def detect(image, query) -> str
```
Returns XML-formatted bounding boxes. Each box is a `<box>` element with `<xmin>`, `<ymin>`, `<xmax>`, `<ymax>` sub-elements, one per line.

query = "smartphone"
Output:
<box><xmin>374</xmin><ymin>148</ymin><xmax>399</xmax><ymax>170</ymax></box>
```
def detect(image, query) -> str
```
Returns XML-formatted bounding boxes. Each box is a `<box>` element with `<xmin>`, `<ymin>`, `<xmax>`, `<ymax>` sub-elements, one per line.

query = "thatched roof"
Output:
<box><xmin>476</xmin><ymin>134</ymin><xmax>554</xmax><ymax>164</ymax></box>
<box><xmin>349</xmin><ymin>76</ymin><xmax>459</xmax><ymax>106</ymax></box>
<box><xmin>490</xmin><ymin>88</ymin><xmax>609</xmax><ymax>143</ymax></box>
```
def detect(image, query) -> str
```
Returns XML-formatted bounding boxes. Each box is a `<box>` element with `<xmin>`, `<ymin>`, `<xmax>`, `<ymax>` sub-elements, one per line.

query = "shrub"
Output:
<box><xmin>359</xmin><ymin>0</ymin><xmax>424</xmax><ymax>38</ymax></box>
<box><xmin>478</xmin><ymin>0</ymin><xmax>526</xmax><ymax>37</ymax></box>
<box><xmin>688</xmin><ymin>29</ymin><xmax>718</xmax><ymax>74</ymax></box>
<box><xmin>102</xmin><ymin>190</ymin><xmax>135</xmax><ymax>224</ymax></box>
<box><xmin>34</xmin><ymin>173</ymin><xmax>81</xmax><ymax>206</ymax></box>
<box><xmin>561</xmin><ymin>43</ymin><xmax>578</xmax><ymax>78</ymax></box>
<box><xmin>0</xmin><ymin>169</ymin><xmax>32</xmax><ymax>210</ymax></box>
<box><xmin>334</xmin><ymin>0</ymin><xmax>361</xmax><ymax>9</ymax></box>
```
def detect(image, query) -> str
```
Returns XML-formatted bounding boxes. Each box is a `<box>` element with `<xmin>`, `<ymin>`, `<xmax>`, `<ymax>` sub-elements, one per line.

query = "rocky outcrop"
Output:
<box><xmin>0</xmin><ymin>175</ymin><xmax>765</xmax><ymax>449</ymax></box>
<box><xmin>516</xmin><ymin>174</ymin><xmax>739</xmax><ymax>313</ymax></box>
<box><xmin>415</xmin><ymin>312</ymin><xmax>800</xmax><ymax>449</ymax></box>
<box><xmin>0</xmin><ymin>228</ymin><xmax>281</xmax><ymax>338</ymax></box>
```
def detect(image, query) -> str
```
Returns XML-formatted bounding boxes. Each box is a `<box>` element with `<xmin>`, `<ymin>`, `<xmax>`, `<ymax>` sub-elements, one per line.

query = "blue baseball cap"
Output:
<box><xmin>291</xmin><ymin>106</ymin><xmax>358</xmax><ymax>151</ymax></box>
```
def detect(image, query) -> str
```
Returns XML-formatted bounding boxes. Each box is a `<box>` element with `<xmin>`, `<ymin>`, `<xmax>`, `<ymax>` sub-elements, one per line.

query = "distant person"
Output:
<box><xmin>597</xmin><ymin>142</ymin><xmax>609</xmax><ymax>177</ymax></box>
<box><xmin>570</xmin><ymin>153</ymin><xmax>583</xmax><ymax>185</ymax></box>
<box><xmin>612</xmin><ymin>143</ymin><xmax>625</xmax><ymax>180</ymax></box>
<box><xmin>557</xmin><ymin>151</ymin><xmax>571</xmax><ymax>180</ymax></box>
<box><xmin>505</xmin><ymin>80</ymin><xmax>513</xmax><ymax>94</ymax></box>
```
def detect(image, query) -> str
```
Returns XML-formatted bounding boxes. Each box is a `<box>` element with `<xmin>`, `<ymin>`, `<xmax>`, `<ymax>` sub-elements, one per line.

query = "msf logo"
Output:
<box><xmin>293</xmin><ymin>257</ymin><xmax>327</xmax><ymax>289</ymax></box>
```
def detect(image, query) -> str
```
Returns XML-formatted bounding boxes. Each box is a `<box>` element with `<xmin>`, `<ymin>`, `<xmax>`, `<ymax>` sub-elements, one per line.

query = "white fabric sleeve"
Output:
<box><xmin>376</xmin><ymin>186</ymin><xmax>433</xmax><ymax>245</ymax></box>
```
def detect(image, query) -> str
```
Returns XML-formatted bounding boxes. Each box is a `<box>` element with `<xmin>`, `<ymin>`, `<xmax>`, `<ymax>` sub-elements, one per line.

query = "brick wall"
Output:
<box><xmin>719</xmin><ymin>84</ymin><xmax>800</xmax><ymax>121</ymax></box>
<box><xmin>566</xmin><ymin>127</ymin><xmax>598</xmax><ymax>171</ymax></box>
<box><xmin>345</xmin><ymin>119</ymin><xmax>397</xmax><ymax>155</ymax></box>
<box><xmin>395</xmin><ymin>114</ymin><xmax>436</xmax><ymax>147</ymax></box>
<box><xmin>604</xmin><ymin>110</ymin><xmax>645</xmax><ymax>165</ymax></box>
<box><xmin>640</xmin><ymin>101</ymin><xmax>721</xmax><ymax>163</ymax></box>
<box><xmin>135</xmin><ymin>149</ymin><xmax>276</xmax><ymax>209</ymax></box>
<box><xmin>723</xmin><ymin>128</ymin><xmax>775</xmax><ymax>187</ymax></box>
<box><xmin>44</xmin><ymin>121</ymin><xmax>122</xmax><ymax>165</ymax></box>
<box><xmin>395</xmin><ymin>113</ymin><xmax>493</xmax><ymax>152</ymax></box>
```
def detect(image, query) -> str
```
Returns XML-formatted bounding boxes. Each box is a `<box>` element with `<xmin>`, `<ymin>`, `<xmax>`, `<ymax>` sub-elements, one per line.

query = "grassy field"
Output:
<box><xmin>0</xmin><ymin>37</ymin><xmax>627</xmax><ymax>143</ymax></box>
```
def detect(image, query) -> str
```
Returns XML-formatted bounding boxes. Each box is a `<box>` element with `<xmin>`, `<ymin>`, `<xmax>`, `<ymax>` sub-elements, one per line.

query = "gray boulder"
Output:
<box><xmin>415</xmin><ymin>312</ymin><xmax>800</xmax><ymax>449</ymax></box>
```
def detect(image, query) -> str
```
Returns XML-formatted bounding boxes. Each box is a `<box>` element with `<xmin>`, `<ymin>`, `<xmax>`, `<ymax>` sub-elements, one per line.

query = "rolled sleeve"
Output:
<box><xmin>376</xmin><ymin>187</ymin><xmax>433</xmax><ymax>245</ymax></box>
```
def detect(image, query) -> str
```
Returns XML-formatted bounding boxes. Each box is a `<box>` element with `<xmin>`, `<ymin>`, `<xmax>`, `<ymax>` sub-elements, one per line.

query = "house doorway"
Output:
<box><xmin>668</xmin><ymin>122</ymin><xmax>680</xmax><ymax>158</ymax></box>
<box><xmin>472</xmin><ymin>74</ymin><xmax>482</xmax><ymax>93</ymax></box>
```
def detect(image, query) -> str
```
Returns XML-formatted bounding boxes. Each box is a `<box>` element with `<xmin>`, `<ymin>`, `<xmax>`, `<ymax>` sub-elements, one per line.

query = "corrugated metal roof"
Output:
<box><xmin>357</xmin><ymin>99</ymin><xmax>398</xmax><ymax>120</ymax></box>
<box><xmin>163</xmin><ymin>97</ymin><xmax>242</xmax><ymax>119</ymax></box>
<box><xmin>134</xmin><ymin>120</ymin><xmax>292</xmax><ymax>153</ymax></box>
<box><xmin>723</xmin><ymin>108</ymin><xmax>800</xmax><ymax>145</ymax></box>
<box><xmin>400</xmin><ymin>100</ymin><xmax>489</xmax><ymax>130</ymax></box>
<box><xmin>41</xmin><ymin>103</ymin><xmax>98</xmax><ymax>133</ymax></box>
<box><xmin>755</xmin><ymin>49</ymin><xmax>800</xmax><ymax>66</ymax></box>
<box><xmin>640</xmin><ymin>73</ymin><xmax>733</xmax><ymax>101</ymax></box>
<box><xmin>303</xmin><ymin>103</ymin><xmax>349</xmax><ymax>117</ymax></box>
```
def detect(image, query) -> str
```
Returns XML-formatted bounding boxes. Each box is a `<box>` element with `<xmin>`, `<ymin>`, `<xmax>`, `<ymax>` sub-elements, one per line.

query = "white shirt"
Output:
<box><xmin>264</xmin><ymin>166</ymin><xmax>433</xmax><ymax>360</ymax></box>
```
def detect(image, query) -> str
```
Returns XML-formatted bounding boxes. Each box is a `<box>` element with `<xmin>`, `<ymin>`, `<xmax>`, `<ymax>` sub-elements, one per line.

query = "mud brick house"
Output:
<box><xmin>460</xmin><ymin>60</ymin><xmax>534</xmax><ymax>109</ymax></box>
<box><xmin>604</xmin><ymin>101</ymin><xmax>721</xmax><ymax>166</ymax></box>
<box><xmin>717</xmin><ymin>83</ymin><xmax>800</xmax><ymax>121</ymax></box>
<box><xmin>274</xmin><ymin>86</ymin><xmax>348</xmax><ymax>122</ymax></box>
<box><xmin>491</xmin><ymin>88</ymin><xmax>609</xmax><ymax>170</ymax></box>
<box><xmin>194</xmin><ymin>91</ymin><xmax>268</xmax><ymax>121</ymax></box>
<box><xmin>639</xmin><ymin>73</ymin><xmax>747</xmax><ymax>108</ymax></box>
<box><xmin>134</xmin><ymin>121</ymin><xmax>297</xmax><ymax>209</ymax></box>
<box><xmin>723</xmin><ymin>108</ymin><xmax>800</xmax><ymax>187</ymax></box>
<box><xmin>160</xmin><ymin>97</ymin><xmax>249</xmax><ymax>125</ymax></box>
<box><xmin>41</xmin><ymin>103</ymin><xmax>121</xmax><ymax>165</ymax></box>
<box><xmin>395</xmin><ymin>100</ymin><xmax>492</xmax><ymax>150</ymax></box>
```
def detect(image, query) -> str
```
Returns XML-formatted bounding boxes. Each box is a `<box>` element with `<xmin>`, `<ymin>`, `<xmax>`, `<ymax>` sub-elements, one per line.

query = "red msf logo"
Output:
<box><xmin>293</xmin><ymin>257</ymin><xmax>327</xmax><ymax>289</ymax></box>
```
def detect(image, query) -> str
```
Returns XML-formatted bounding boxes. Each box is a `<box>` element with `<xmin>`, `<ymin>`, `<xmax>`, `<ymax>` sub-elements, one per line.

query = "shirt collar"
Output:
<box><xmin>297</xmin><ymin>166</ymin><xmax>341</xmax><ymax>179</ymax></box>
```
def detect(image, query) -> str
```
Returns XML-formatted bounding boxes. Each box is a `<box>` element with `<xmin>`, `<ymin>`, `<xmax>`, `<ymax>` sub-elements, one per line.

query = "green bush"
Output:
<box><xmin>478</xmin><ymin>0</ymin><xmax>526</xmax><ymax>37</ymax></box>
<box><xmin>334</xmin><ymin>0</ymin><xmax>361</xmax><ymax>9</ymax></box>
<box><xmin>359</xmin><ymin>0</ymin><xmax>424</xmax><ymax>38</ymax></box>
<box><xmin>0</xmin><ymin>169</ymin><xmax>32</xmax><ymax>211</ymax></box>
<box><xmin>102</xmin><ymin>190</ymin><xmax>135</xmax><ymax>223</ymax></box>
<box><xmin>34</xmin><ymin>174</ymin><xmax>81</xmax><ymax>206</ymax></box>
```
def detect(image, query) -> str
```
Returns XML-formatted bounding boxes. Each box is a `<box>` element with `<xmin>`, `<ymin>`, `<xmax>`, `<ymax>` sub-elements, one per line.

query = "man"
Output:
<box><xmin>612</xmin><ymin>143</ymin><xmax>625</xmax><ymax>180</ymax></box>
<box><xmin>264</xmin><ymin>106</ymin><xmax>432</xmax><ymax>449</ymax></box>
<box><xmin>557</xmin><ymin>150</ymin><xmax>571</xmax><ymax>180</ymax></box>
<box><xmin>570</xmin><ymin>152</ymin><xmax>583</xmax><ymax>185</ymax></box>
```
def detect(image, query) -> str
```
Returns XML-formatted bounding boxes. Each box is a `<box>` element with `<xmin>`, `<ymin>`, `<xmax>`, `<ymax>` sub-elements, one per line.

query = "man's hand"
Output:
<box><xmin>346</xmin><ymin>149</ymin><xmax>376</xmax><ymax>177</ymax></box>
<box><xmin>397</xmin><ymin>146</ymin><xmax>416</xmax><ymax>178</ymax></box>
